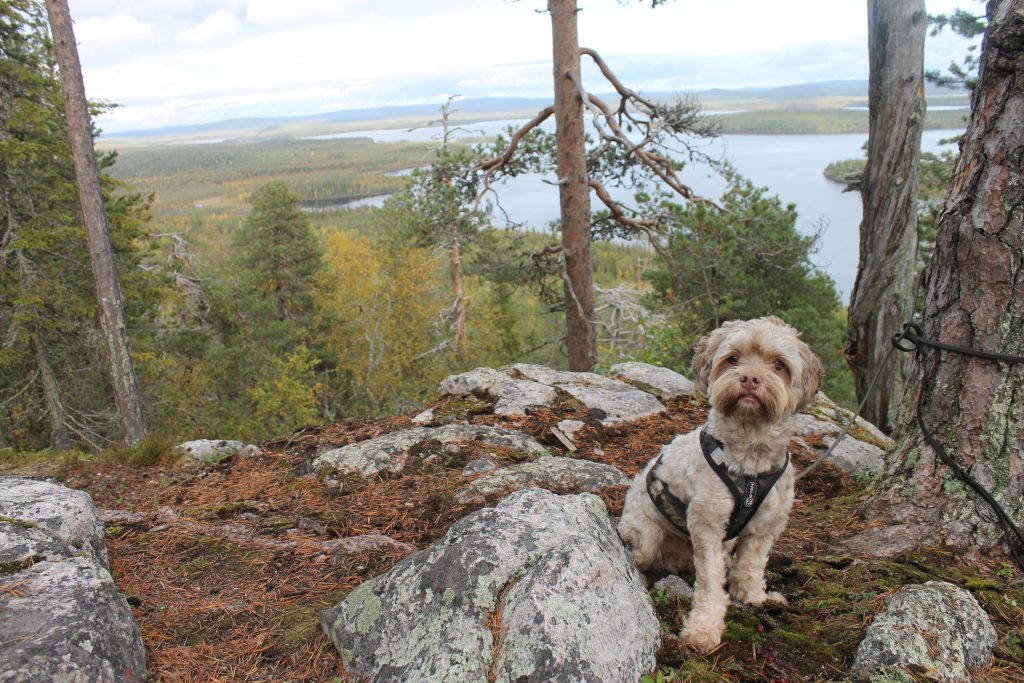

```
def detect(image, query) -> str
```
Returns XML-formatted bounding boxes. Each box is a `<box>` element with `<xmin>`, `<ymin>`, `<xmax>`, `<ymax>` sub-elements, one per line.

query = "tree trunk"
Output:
<box><xmin>845</xmin><ymin>0</ymin><xmax>926</xmax><ymax>434</ymax></box>
<box><xmin>45</xmin><ymin>0</ymin><xmax>147</xmax><ymax>445</ymax></box>
<box><xmin>33</xmin><ymin>332</ymin><xmax>71</xmax><ymax>451</ymax></box>
<box><xmin>845</xmin><ymin>0</ymin><xmax>1024</xmax><ymax>560</ymax></box>
<box><xmin>549</xmin><ymin>0</ymin><xmax>596</xmax><ymax>371</ymax></box>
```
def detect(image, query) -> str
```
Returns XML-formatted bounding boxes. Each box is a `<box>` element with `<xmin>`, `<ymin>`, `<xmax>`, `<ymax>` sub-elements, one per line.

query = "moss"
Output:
<box><xmin>274</xmin><ymin>604</ymin><xmax>324</xmax><ymax>654</ymax></box>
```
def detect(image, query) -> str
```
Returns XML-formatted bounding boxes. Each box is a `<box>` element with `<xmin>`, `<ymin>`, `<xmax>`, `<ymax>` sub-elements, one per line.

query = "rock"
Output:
<box><xmin>461</xmin><ymin>457</ymin><xmax>498</xmax><ymax>476</ymax></box>
<box><xmin>606</xmin><ymin>361</ymin><xmax>697</xmax><ymax>398</ymax></box>
<box><xmin>652</xmin><ymin>574</ymin><xmax>694</xmax><ymax>599</ymax></box>
<box><xmin>489</xmin><ymin>379</ymin><xmax>558</xmax><ymax>417</ymax></box>
<box><xmin>792</xmin><ymin>398</ymin><xmax>891</xmax><ymax>475</ymax></box>
<box><xmin>852</xmin><ymin>581</ymin><xmax>996</xmax><ymax>682</ymax></box>
<box><xmin>438</xmin><ymin>367</ymin><xmax>510</xmax><ymax>396</ymax></box>
<box><xmin>321</xmin><ymin>488</ymin><xmax>659</xmax><ymax>683</ymax></box>
<box><xmin>0</xmin><ymin>476</ymin><xmax>109</xmax><ymax>566</ymax></box>
<box><xmin>173</xmin><ymin>439</ymin><xmax>249</xmax><ymax>466</ymax></box>
<box><xmin>0</xmin><ymin>477</ymin><xmax>146</xmax><ymax>682</ymax></box>
<box><xmin>313</xmin><ymin>424</ymin><xmax>549</xmax><ymax>479</ymax></box>
<box><xmin>512</xmin><ymin>364</ymin><xmax>666</xmax><ymax>425</ymax></box>
<box><xmin>456</xmin><ymin>456</ymin><xmax>628</xmax><ymax>504</ymax></box>
<box><xmin>437</xmin><ymin>364</ymin><xmax>668</xmax><ymax>427</ymax></box>
<box><xmin>100</xmin><ymin>510</ymin><xmax>145</xmax><ymax>526</ymax></box>
<box><xmin>411</xmin><ymin>408</ymin><xmax>434</xmax><ymax>425</ymax></box>
<box><xmin>320</xmin><ymin>535</ymin><xmax>416</xmax><ymax>565</ymax></box>
<box><xmin>555</xmin><ymin>419</ymin><xmax>586</xmax><ymax>441</ymax></box>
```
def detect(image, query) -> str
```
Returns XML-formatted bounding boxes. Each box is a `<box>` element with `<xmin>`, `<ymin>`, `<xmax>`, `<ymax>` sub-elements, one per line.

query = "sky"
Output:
<box><xmin>67</xmin><ymin>0</ymin><xmax>979</xmax><ymax>133</ymax></box>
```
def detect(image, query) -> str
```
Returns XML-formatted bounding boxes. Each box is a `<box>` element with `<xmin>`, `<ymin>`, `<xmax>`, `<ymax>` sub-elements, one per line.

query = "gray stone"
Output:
<box><xmin>852</xmin><ymin>581</ymin><xmax>996</xmax><ymax>682</ymax></box>
<box><xmin>0</xmin><ymin>477</ymin><xmax>146</xmax><ymax>683</ymax></box>
<box><xmin>320</xmin><ymin>535</ymin><xmax>416</xmax><ymax>565</ymax></box>
<box><xmin>490</xmin><ymin>379</ymin><xmax>558</xmax><ymax>416</ymax></box>
<box><xmin>0</xmin><ymin>477</ymin><xmax>108</xmax><ymax>567</ymax></box>
<box><xmin>313</xmin><ymin>424</ymin><xmax>549</xmax><ymax>479</ymax></box>
<box><xmin>438</xmin><ymin>367</ymin><xmax>510</xmax><ymax>397</ymax></box>
<box><xmin>411</xmin><ymin>408</ymin><xmax>435</xmax><ymax>425</ymax></box>
<box><xmin>556</xmin><ymin>419</ymin><xmax>586</xmax><ymax>441</ymax></box>
<box><xmin>512</xmin><ymin>364</ymin><xmax>666</xmax><ymax>426</ymax></box>
<box><xmin>456</xmin><ymin>456</ymin><xmax>628</xmax><ymax>504</ymax></box>
<box><xmin>652</xmin><ymin>574</ymin><xmax>694</xmax><ymax>599</ymax></box>
<box><xmin>173</xmin><ymin>439</ymin><xmax>248</xmax><ymax>466</ymax></box>
<box><xmin>607</xmin><ymin>361</ymin><xmax>697</xmax><ymax>398</ymax></box>
<box><xmin>791</xmin><ymin>400</ymin><xmax>890</xmax><ymax>475</ymax></box>
<box><xmin>461</xmin><ymin>457</ymin><xmax>498</xmax><ymax>476</ymax></box>
<box><xmin>321</xmin><ymin>488</ymin><xmax>659</xmax><ymax>683</ymax></box>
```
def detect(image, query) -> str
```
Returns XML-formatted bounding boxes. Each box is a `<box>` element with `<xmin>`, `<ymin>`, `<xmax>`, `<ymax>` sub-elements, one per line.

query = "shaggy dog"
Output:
<box><xmin>618</xmin><ymin>316</ymin><xmax>823</xmax><ymax>652</ymax></box>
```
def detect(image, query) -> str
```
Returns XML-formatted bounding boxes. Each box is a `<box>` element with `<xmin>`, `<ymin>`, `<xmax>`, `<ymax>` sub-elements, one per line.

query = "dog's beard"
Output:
<box><xmin>709</xmin><ymin>370</ymin><xmax>792</xmax><ymax>422</ymax></box>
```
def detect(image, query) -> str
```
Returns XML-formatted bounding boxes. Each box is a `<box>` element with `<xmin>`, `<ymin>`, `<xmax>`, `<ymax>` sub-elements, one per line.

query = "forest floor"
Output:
<box><xmin>3</xmin><ymin>395</ymin><xmax>1023</xmax><ymax>682</ymax></box>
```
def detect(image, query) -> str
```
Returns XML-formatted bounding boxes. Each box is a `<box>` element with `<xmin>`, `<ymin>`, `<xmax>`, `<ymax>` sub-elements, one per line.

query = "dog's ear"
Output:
<box><xmin>691</xmin><ymin>322</ymin><xmax>736</xmax><ymax>392</ymax></box>
<box><xmin>796</xmin><ymin>343</ymin><xmax>824</xmax><ymax>410</ymax></box>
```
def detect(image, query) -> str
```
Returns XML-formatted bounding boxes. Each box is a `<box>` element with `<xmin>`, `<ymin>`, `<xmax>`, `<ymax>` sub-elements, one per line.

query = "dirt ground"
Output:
<box><xmin>3</xmin><ymin>395</ymin><xmax>1022</xmax><ymax>682</ymax></box>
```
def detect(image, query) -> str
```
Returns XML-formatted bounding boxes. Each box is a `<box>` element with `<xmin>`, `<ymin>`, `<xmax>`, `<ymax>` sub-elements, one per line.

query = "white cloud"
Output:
<box><xmin>74</xmin><ymin>13</ymin><xmax>155</xmax><ymax>46</ymax></box>
<box><xmin>179</xmin><ymin>10</ymin><xmax>242</xmax><ymax>44</ymax></box>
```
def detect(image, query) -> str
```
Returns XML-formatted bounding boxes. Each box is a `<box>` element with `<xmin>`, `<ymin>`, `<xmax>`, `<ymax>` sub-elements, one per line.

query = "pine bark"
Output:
<box><xmin>849</xmin><ymin>0</ymin><xmax>1024</xmax><ymax>559</ymax></box>
<box><xmin>846</xmin><ymin>0</ymin><xmax>926</xmax><ymax>433</ymax></box>
<box><xmin>45</xmin><ymin>0</ymin><xmax>147</xmax><ymax>445</ymax></box>
<box><xmin>549</xmin><ymin>0</ymin><xmax>596</xmax><ymax>371</ymax></box>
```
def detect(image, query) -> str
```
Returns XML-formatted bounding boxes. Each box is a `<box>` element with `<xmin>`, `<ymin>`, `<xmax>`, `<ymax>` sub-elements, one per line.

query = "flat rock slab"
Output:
<box><xmin>606</xmin><ymin>361</ymin><xmax>696</xmax><ymax>398</ymax></box>
<box><xmin>174</xmin><ymin>439</ymin><xmax>257</xmax><ymax>466</ymax></box>
<box><xmin>852</xmin><ymin>581</ymin><xmax>996</xmax><ymax>682</ymax></box>
<box><xmin>0</xmin><ymin>477</ymin><xmax>146</xmax><ymax>683</ymax></box>
<box><xmin>321</xmin><ymin>488</ymin><xmax>659</xmax><ymax>683</ymax></box>
<box><xmin>456</xmin><ymin>456</ymin><xmax>628</xmax><ymax>504</ymax></box>
<box><xmin>313</xmin><ymin>424</ymin><xmax>549</xmax><ymax>478</ymax></box>
<box><xmin>439</xmin><ymin>364</ymin><xmax>667</xmax><ymax>426</ymax></box>
<box><xmin>792</xmin><ymin>395</ymin><xmax>891</xmax><ymax>474</ymax></box>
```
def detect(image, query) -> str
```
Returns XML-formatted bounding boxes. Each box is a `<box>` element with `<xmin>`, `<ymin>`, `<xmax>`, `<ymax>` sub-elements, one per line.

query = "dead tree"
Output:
<box><xmin>476</xmin><ymin>0</ymin><xmax>715</xmax><ymax>371</ymax></box>
<box><xmin>45</xmin><ymin>0</ymin><xmax>147</xmax><ymax>444</ymax></box>
<box><xmin>846</xmin><ymin>0</ymin><xmax>927</xmax><ymax>434</ymax></box>
<box><xmin>843</xmin><ymin>0</ymin><xmax>1024</xmax><ymax>563</ymax></box>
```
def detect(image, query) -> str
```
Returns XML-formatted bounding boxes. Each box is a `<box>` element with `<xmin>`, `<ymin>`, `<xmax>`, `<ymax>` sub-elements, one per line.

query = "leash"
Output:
<box><xmin>892</xmin><ymin>322</ymin><xmax>1024</xmax><ymax>570</ymax></box>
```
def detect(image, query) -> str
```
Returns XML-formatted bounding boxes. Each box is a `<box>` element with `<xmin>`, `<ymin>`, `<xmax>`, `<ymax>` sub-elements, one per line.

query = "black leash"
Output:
<box><xmin>893</xmin><ymin>322</ymin><xmax>1024</xmax><ymax>570</ymax></box>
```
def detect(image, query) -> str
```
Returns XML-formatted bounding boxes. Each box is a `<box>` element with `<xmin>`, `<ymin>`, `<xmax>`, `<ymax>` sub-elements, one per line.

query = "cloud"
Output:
<box><xmin>74</xmin><ymin>13</ymin><xmax>155</xmax><ymax>46</ymax></box>
<box><xmin>179</xmin><ymin>11</ymin><xmax>242</xmax><ymax>44</ymax></box>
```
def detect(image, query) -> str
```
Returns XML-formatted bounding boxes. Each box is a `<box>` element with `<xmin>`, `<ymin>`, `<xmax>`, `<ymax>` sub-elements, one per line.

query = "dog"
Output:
<box><xmin>618</xmin><ymin>316</ymin><xmax>823</xmax><ymax>652</ymax></box>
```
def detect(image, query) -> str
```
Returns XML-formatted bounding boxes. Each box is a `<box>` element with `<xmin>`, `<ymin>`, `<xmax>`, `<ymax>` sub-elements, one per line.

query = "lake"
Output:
<box><xmin>330</xmin><ymin>122</ymin><xmax>962</xmax><ymax>302</ymax></box>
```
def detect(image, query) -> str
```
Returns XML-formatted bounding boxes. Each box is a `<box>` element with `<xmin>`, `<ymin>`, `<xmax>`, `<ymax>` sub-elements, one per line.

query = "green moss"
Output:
<box><xmin>275</xmin><ymin>604</ymin><xmax>324</xmax><ymax>653</ymax></box>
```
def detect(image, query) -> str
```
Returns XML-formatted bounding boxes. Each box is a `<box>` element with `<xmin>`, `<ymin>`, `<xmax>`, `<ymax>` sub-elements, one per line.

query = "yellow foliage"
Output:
<box><xmin>320</xmin><ymin>230</ymin><xmax>447</xmax><ymax>414</ymax></box>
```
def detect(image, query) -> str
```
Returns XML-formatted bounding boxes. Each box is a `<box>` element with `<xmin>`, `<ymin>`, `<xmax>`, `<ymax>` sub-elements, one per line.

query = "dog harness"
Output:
<box><xmin>645</xmin><ymin>426</ymin><xmax>789</xmax><ymax>541</ymax></box>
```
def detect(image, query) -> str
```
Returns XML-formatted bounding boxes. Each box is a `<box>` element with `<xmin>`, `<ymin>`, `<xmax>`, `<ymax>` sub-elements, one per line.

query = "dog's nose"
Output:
<box><xmin>740</xmin><ymin>373</ymin><xmax>763</xmax><ymax>390</ymax></box>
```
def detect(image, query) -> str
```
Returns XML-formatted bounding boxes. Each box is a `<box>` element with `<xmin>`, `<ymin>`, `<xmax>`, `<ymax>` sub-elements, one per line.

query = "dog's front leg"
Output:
<box><xmin>729</xmin><ymin>527</ymin><xmax>787</xmax><ymax>606</ymax></box>
<box><xmin>680</xmin><ymin>526</ymin><xmax>729</xmax><ymax>653</ymax></box>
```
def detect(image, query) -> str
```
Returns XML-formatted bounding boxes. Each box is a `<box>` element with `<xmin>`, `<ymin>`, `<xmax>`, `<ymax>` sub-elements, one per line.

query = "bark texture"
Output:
<box><xmin>549</xmin><ymin>0</ymin><xmax>596</xmax><ymax>371</ymax></box>
<box><xmin>853</xmin><ymin>0</ymin><xmax>1024</xmax><ymax>559</ymax></box>
<box><xmin>45</xmin><ymin>0</ymin><xmax>147</xmax><ymax>444</ymax></box>
<box><xmin>846</xmin><ymin>0</ymin><xmax>926</xmax><ymax>433</ymax></box>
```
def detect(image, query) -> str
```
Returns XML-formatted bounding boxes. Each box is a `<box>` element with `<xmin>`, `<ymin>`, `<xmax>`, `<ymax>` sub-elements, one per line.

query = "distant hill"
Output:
<box><xmin>98</xmin><ymin>79</ymin><xmax>968</xmax><ymax>147</ymax></box>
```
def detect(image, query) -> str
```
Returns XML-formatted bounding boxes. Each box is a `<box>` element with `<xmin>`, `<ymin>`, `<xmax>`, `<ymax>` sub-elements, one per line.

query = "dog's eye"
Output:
<box><xmin>727</xmin><ymin>354</ymin><xmax>739</xmax><ymax>365</ymax></box>
<box><xmin>773</xmin><ymin>359</ymin><xmax>788</xmax><ymax>373</ymax></box>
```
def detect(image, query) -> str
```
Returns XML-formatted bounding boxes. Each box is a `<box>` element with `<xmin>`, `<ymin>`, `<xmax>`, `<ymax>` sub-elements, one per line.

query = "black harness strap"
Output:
<box><xmin>646</xmin><ymin>426</ymin><xmax>789</xmax><ymax>541</ymax></box>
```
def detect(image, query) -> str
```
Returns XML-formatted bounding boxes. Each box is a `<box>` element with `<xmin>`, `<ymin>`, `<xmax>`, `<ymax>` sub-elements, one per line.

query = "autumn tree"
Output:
<box><xmin>475</xmin><ymin>0</ymin><xmax>714</xmax><ymax>371</ymax></box>
<box><xmin>844</xmin><ymin>0</ymin><xmax>1024</xmax><ymax>563</ymax></box>
<box><xmin>845</xmin><ymin>0</ymin><xmax>928</xmax><ymax>433</ymax></box>
<box><xmin>45</xmin><ymin>0</ymin><xmax>147</xmax><ymax>444</ymax></box>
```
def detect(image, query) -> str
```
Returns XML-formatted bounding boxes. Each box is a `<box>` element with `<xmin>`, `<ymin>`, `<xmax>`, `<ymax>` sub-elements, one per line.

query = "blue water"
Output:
<box><xmin>336</xmin><ymin>123</ymin><xmax>962</xmax><ymax>302</ymax></box>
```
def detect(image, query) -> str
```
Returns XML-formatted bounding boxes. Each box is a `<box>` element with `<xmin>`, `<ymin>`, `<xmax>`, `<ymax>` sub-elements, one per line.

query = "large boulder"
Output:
<box><xmin>455</xmin><ymin>455</ymin><xmax>628</xmax><ymax>504</ymax></box>
<box><xmin>851</xmin><ymin>581</ymin><xmax>996</xmax><ymax>682</ymax></box>
<box><xmin>313</xmin><ymin>424</ymin><xmax>550</xmax><ymax>479</ymax></box>
<box><xmin>606</xmin><ymin>361</ymin><xmax>697</xmax><ymax>399</ymax></box>
<box><xmin>174</xmin><ymin>439</ymin><xmax>258</xmax><ymax>467</ymax></box>
<box><xmin>321</xmin><ymin>488</ymin><xmax>659</xmax><ymax>682</ymax></box>
<box><xmin>793</xmin><ymin>395</ymin><xmax>891</xmax><ymax>474</ymax></box>
<box><xmin>0</xmin><ymin>477</ymin><xmax>146</xmax><ymax>682</ymax></box>
<box><xmin>439</xmin><ymin>364</ymin><xmax>667</xmax><ymax>426</ymax></box>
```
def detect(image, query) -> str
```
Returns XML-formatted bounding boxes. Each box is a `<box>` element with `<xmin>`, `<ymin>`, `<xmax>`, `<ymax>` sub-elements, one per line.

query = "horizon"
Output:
<box><xmin>69</xmin><ymin>0</ymin><xmax>980</xmax><ymax>134</ymax></box>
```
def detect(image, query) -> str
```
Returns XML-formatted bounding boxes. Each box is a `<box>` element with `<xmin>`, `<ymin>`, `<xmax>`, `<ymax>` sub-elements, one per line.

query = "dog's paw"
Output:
<box><xmin>680</xmin><ymin>622</ymin><xmax>723</xmax><ymax>653</ymax></box>
<box><xmin>729</xmin><ymin>584</ymin><xmax>768</xmax><ymax>605</ymax></box>
<box><xmin>764</xmin><ymin>590</ymin><xmax>788</xmax><ymax>606</ymax></box>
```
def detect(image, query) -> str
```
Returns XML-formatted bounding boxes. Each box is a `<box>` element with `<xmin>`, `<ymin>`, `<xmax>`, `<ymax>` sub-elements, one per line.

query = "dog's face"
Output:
<box><xmin>691</xmin><ymin>316</ymin><xmax>823</xmax><ymax>422</ymax></box>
